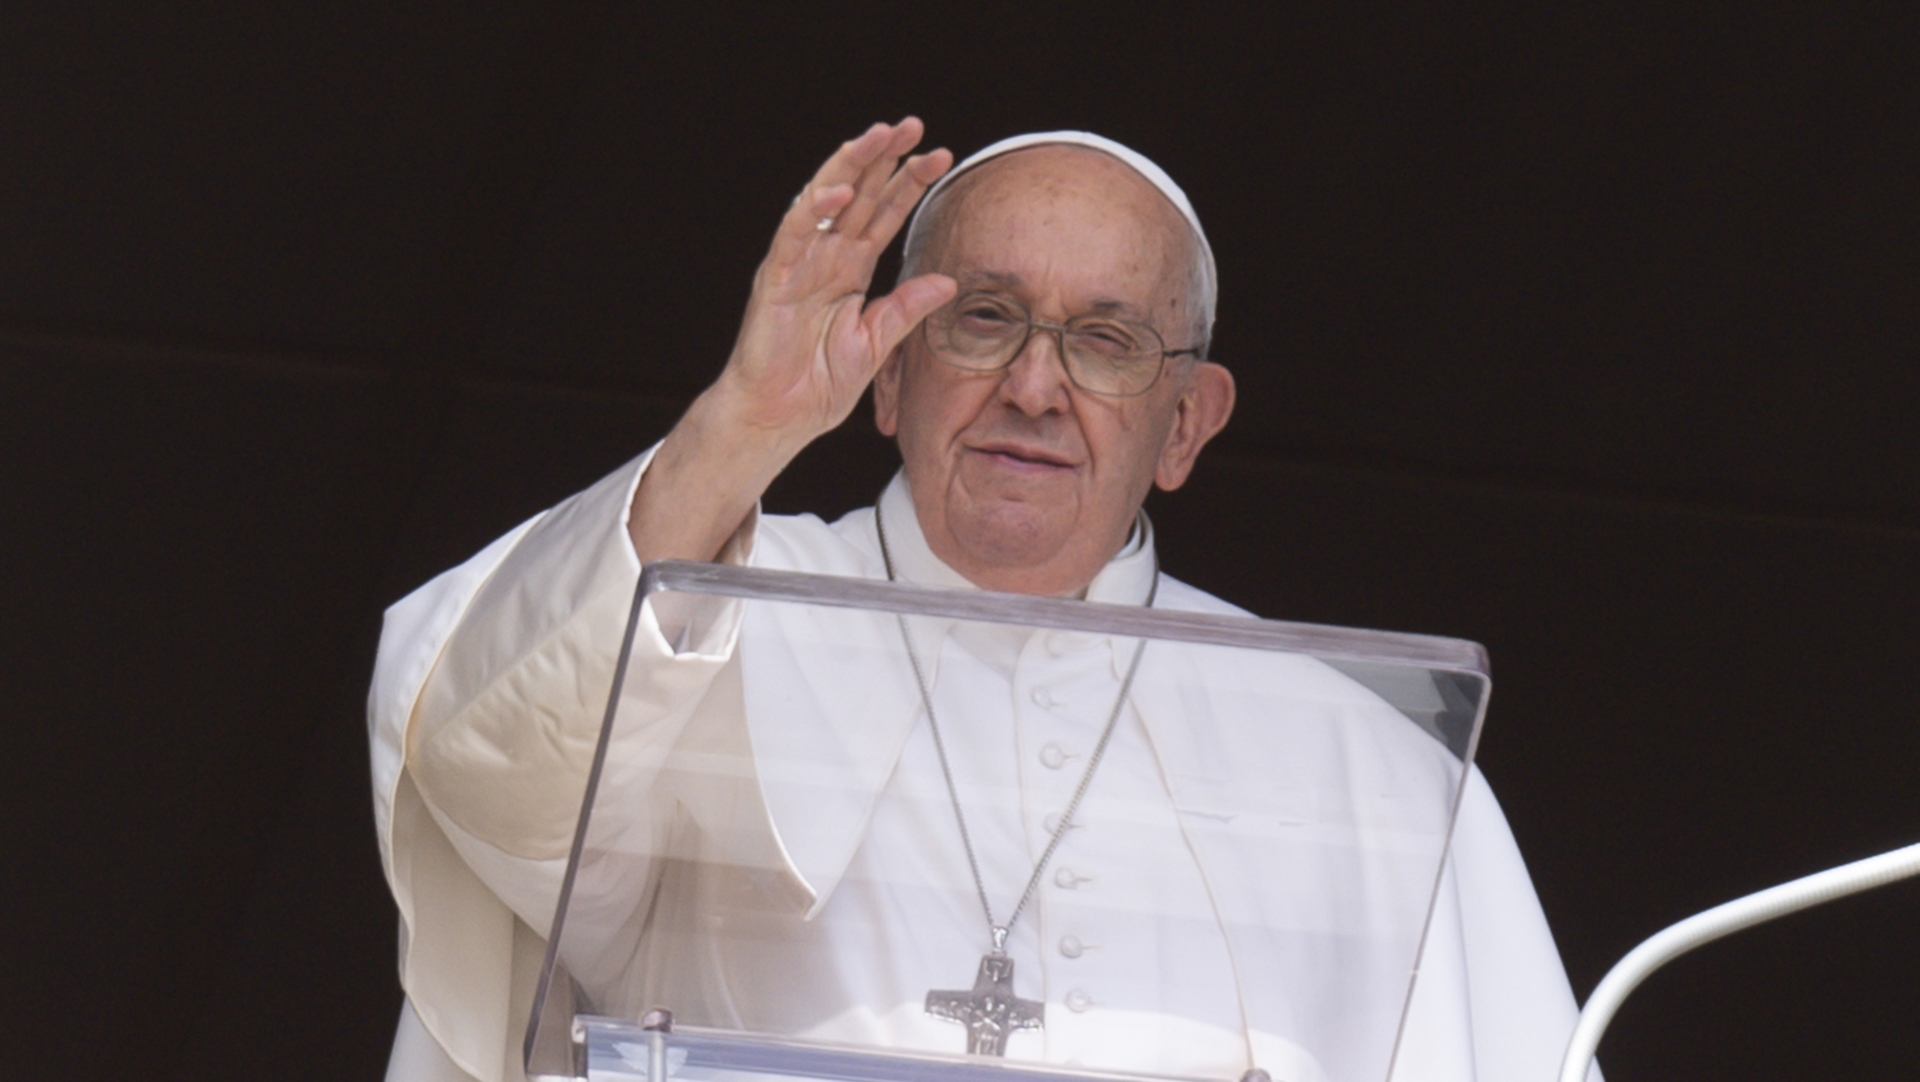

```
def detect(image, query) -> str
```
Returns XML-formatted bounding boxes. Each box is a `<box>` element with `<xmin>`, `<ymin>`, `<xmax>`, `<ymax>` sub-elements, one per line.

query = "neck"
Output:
<box><xmin>876</xmin><ymin>477</ymin><xmax>1144</xmax><ymax>599</ymax></box>
<box><xmin>930</xmin><ymin>515</ymin><xmax>1140</xmax><ymax>598</ymax></box>
<box><xmin>937</xmin><ymin>554</ymin><xmax>1102</xmax><ymax>598</ymax></box>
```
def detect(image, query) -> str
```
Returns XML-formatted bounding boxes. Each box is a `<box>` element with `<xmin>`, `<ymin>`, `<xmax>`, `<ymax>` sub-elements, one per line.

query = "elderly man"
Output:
<box><xmin>370</xmin><ymin>119</ymin><xmax>1588</xmax><ymax>1082</ymax></box>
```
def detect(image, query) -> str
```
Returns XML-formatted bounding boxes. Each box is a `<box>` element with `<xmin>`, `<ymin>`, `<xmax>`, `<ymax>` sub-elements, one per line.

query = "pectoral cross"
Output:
<box><xmin>925</xmin><ymin>951</ymin><xmax>1045</xmax><ymax>1056</ymax></box>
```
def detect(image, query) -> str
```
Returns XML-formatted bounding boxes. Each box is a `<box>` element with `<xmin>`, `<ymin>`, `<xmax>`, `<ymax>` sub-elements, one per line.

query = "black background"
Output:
<box><xmin>3</xmin><ymin>5</ymin><xmax>1916</xmax><ymax>1080</ymax></box>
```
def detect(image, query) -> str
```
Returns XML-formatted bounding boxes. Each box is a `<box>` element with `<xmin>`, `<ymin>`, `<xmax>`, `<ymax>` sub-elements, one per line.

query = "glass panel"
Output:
<box><xmin>576</xmin><ymin>1021</ymin><xmax>1232</xmax><ymax>1082</ymax></box>
<box><xmin>528</xmin><ymin>561</ymin><xmax>1490</xmax><ymax>1082</ymax></box>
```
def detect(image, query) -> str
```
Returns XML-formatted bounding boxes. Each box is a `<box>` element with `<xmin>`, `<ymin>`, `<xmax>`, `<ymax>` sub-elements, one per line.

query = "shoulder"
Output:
<box><xmin>1152</xmin><ymin>571</ymin><xmax>1255</xmax><ymax>618</ymax></box>
<box><xmin>1149</xmin><ymin>574</ymin><xmax>1453</xmax><ymax>741</ymax></box>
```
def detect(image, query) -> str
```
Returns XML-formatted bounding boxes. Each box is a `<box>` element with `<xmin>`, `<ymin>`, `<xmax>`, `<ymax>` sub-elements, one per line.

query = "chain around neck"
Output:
<box><xmin>873</xmin><ymin>495</ymin><xmax>1158</xmax><ymax>953</ymax></box>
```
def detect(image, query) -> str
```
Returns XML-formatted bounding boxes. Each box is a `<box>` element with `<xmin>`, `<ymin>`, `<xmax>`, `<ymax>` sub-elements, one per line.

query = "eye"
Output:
<box><xmin>1068</xmin><ymin>320</ymin><xmax>1147</xmax><ymax>357</ymax></box>
<box><xmin>953</xmin><ymin>294</ymin><xmax>1023</xmax><ymax>334</ymax></box>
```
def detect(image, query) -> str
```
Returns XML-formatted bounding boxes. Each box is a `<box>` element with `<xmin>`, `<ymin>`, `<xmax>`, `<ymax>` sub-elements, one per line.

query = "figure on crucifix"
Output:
<box><xmin>925</xmin><ymin>952</ymin><xmax>1045</xmax><ymax>1056</ymax></box>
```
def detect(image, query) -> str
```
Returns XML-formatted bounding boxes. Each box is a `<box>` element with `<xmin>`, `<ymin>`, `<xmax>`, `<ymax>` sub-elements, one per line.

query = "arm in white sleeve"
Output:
<box><xmin>368</xmin><ymin>444</ymin><xmax>754</xmax><ymax>1082</ymax></box>
<box><xmin>405</xmin><ymin>449</ymin><xmax>752</xmax><ymax>898</ymax></box>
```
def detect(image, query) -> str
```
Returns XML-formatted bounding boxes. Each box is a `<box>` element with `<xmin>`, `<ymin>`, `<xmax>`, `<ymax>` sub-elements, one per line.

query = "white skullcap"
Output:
<box><xmin>904</xmin><ymin>131</ymin><xmax>1217</xmax><ymax>342</ymax></box>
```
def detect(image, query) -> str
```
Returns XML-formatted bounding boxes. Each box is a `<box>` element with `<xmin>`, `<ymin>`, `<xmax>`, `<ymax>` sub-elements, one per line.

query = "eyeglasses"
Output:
<box><xmin>921</xmin><ymin>291</ymin><xmax>1201</xmax><ymax>398</ymax></box>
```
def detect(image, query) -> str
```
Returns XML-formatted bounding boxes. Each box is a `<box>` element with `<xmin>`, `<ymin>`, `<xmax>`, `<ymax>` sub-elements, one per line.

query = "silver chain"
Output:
<box><xmin>875</xmin><ymin>499</ymin><xmax>1157</xmax><ymax>950</ymax></box>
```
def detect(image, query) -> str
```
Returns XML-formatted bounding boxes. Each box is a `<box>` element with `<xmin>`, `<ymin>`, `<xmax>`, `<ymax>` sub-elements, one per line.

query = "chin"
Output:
<box><xmin>949</xmin><ymin>502</ymin><xmax>1069</xmax><ymax>573</ymax></box>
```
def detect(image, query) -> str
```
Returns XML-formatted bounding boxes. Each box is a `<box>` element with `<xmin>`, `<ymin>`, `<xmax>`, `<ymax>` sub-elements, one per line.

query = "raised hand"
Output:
<box><xmin>630</xmin><ymin>119</ymin><xmax>956</xmax><ymax>564</ymax></box>
<box><xmin>716</xmin><ymin>118</ymin><xmax>956</xmax><ymax>447</ymax></box>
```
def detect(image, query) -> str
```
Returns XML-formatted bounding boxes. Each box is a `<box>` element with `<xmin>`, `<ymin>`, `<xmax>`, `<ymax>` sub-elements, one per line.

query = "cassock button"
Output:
<box><xmin>1043</xmin><ymin>811</ymin><xmax>1082</xmax><ymax>834</ymax></box>
<box><xmin>1064</xmin><ymin>989</ymin><xmax>1093</xmax><ymax>1013</ymax></box>
<box><xmin>1039</xmin><ymin>743</ymin><xmax>1068</xmax><ymax>769</ymax></box>
<box><xmin>1054</xmin><ymin>866</ymin><xmax>1090</xmax><ymax>890</ymax></box>
<box><xmin>1058</xmin><ymin>935</ymin><xmax>1085</xmax><ymax>958</ymax></box>
<box><xmin>1030</xmin><ymin>687</ymin><xmax>1056</xmax><ymax>708</ymax></box>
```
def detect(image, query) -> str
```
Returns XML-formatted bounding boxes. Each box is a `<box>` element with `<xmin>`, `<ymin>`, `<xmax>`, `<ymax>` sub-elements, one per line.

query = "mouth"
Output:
<box><xmin>967</xmin><ymin>441</ymin><xmax>1078</xmax><ymax>472</ymax></box>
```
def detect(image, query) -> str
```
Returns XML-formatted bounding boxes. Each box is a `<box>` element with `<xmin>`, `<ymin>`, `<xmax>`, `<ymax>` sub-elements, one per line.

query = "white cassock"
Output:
<box><xmin>369</xmin><ymin>446</ymin><xmax>1597</xmax><ymax>1082</ymax></box>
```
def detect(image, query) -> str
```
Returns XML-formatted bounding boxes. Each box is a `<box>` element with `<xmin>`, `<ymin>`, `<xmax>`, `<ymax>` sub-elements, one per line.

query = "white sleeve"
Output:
<box><xmin>368</xmin><ymin>443</ymin><xmax>756</xmax><ymax>1082</ymax></box>
<box><xmin>1452</xmin><ymin>768</ymin><xmax>1600</xmax><ymax>1082</ymax></box>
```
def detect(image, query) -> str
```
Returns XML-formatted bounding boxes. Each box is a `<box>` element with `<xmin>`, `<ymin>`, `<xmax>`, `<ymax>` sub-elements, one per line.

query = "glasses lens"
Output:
<box><xmin>925</xmin><ymin>294</ymin><xmax>1168</xmax><ymax>396</ymax></box>
<box><xmin>930</xmin><ymin>293</ymin><xmax>1027</xmax><ymax>370</ymax></box>
<box><xmin>1064</xmin><ymin>318</ymin><xmax>1164</xmax><ymax>396</ymax></box>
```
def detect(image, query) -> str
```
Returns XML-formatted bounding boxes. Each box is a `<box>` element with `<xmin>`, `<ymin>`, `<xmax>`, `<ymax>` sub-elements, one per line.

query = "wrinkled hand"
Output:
<box><xmin>713</xmin><ymin>118</ymin><xmax>956</xmax><ymax>450</ymax></box>
<box><xmin>629</xmin><ymin>120</ymin><xmax>955</xmax><ymax>564</ymax></box>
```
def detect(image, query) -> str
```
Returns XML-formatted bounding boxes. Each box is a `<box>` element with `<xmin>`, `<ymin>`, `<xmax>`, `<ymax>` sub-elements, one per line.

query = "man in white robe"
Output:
<box><xmin>369</xmin><ymin>120</ymin><xmax>1593</xmax><ymax>1082</ymax></box>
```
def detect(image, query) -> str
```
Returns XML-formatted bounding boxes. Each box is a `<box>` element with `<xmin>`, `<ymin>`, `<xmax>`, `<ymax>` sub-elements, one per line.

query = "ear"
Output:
<box><xmin>872</xmin><ymin>345</ymin><xmax>904</xmax><ymax>437</ymax></box>
<box><xmin>1153</xmin><ymin>361</ymin><xmax>1235</xmax><ymax>492</ymax></box>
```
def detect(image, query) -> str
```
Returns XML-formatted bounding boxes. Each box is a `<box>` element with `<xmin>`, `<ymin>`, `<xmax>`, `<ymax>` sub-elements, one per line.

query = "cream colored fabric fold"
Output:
<box><xmin>370</xmin><ymin>445</ymin><xmax>758</xmax><ymax>1082</ymax></box>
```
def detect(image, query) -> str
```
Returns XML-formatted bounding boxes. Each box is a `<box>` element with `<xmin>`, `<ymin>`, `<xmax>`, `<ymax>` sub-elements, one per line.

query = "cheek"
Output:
<box><xmin>895</xmin><ymin>364</ymin><xmax>980</xmax><ymax>464</ymax></box>
<box><xmin>1089</xmin><ymin>398</ymin><xmax>1179</xmax><ymax>484</ymax></box>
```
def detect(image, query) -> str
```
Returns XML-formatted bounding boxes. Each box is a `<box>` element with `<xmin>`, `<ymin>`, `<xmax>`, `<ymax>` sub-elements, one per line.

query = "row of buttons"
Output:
<box><xmin>1030</xmin><ymin>670</ymin><xmax>1099</xmax><ymax>1018</ymax></box>
<box><xmin>1056</xmin><ymin>852</ymin><xmax>1096</xmax><ymax>1009</ymax></box>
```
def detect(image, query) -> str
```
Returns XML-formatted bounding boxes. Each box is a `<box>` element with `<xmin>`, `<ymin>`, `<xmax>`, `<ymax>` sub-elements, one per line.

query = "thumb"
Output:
<box><xmin>863</xmin><ymin>273</ymin><xmax>957</xmax><ymax>358</ymax></box>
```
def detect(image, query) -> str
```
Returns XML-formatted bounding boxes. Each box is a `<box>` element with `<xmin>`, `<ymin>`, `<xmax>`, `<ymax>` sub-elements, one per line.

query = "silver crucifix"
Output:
<box><xmin>925</xmin><ymin>950</ymin><xmax>1045</xmax><ymax>1056</ymax></box>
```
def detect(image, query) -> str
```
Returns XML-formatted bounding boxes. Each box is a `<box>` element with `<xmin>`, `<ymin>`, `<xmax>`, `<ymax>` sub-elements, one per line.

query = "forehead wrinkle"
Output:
<box><xmin>956</xmin><ymin>270</ymin><xmax>1026</xmax><ymax>290</ymax></box>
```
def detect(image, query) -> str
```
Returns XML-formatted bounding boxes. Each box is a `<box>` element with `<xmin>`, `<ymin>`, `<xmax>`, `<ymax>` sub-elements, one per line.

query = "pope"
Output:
<box><xmin>369</xmin><ymin>119</ymin><xmax>1594</xmax><ymax>1082</ymax></box>
<box><xmin>628</xmin><ymin>117</ymin><xmax>1233</xmax><ymax>593</ymax></box>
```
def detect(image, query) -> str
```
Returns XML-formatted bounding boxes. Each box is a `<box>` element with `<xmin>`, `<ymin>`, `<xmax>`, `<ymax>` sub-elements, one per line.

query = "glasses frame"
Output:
<box><xmin>919</xmin><ymin>293</ymin><xmax>1204</xmax><ymax>398</ymax></box>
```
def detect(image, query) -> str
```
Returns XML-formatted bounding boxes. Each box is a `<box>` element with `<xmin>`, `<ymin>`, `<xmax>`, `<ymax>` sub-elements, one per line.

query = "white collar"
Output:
<box><xmin>759</xmin><ymin>473</ymin><xmax>1171</xmax><ymax>918</ymax></box>
<box><xmin>874</xmin><ymin>471</ymin><xmax>1159</xmax><ymax>607</ymax></box>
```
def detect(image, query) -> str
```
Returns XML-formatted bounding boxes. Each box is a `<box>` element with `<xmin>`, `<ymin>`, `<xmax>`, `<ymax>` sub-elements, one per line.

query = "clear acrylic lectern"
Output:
<box><xmin>525</xmin><ymin>561</ymin><xmax>1490</xmax><ymax>1082</ymax></box>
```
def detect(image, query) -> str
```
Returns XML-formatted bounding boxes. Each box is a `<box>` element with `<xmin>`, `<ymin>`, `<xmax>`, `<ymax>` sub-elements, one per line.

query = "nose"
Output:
<box><xmin>996</xmin><ymin>326</ymin><xmax>1075</xmax><ymax>416</ymax></box>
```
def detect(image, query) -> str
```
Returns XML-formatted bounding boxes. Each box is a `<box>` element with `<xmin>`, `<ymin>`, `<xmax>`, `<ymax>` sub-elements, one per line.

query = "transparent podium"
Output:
<box><xmin>525</xmin><ymin>560</ymin><xmax>1490</xmax><ymax>1082</ymax></box>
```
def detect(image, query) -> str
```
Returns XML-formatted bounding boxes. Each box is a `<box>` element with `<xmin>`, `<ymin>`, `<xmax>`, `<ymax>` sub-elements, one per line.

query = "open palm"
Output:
<box><xmin>719</xmin><ymin>118</ymin><xmax>957</xmax><ymax>445</ymax></box>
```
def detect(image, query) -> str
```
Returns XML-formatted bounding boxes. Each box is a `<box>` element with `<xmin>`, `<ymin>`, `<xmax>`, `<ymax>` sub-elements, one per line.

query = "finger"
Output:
<box><xmin>809</xmin><ymin>120</ymin><xmax>909</xmax><ymax>201</ymax></box>
<box><xmin>858</xmin><ymin>148</ymin><xmax>953</xmax><ymax>245</ymax></box>
<box><xmin>766</xmin><ymin>119</ymin><xmax>910</xmax><ymax>262</ymax></box>
<box><xmin>831</xmin><ymin>119</ymin><xmax>929</xmax><ymax>239</ymax></box>
<box><xmin>767</xmin><ymin>182</ymin><xmax>855</xmax><ymax>265</ymax></box>
<box><xmin>862</xmin><ymin>272</ymin><xmax>958</xmax><ymax>359</ymax></box>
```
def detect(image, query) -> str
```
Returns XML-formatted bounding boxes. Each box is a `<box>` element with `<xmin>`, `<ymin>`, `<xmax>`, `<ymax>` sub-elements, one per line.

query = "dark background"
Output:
<box><xmin>3</xmin><ymin>5</ymin><xmax>1915</xmax><ymax>1080</ymax></box>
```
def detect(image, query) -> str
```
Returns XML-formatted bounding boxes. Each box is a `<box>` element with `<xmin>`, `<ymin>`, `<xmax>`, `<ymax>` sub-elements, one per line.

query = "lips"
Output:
<box><xmin>969</xmin><ymin>441</ymin><xmax>1077</xmax><ymax>470</ymax></box>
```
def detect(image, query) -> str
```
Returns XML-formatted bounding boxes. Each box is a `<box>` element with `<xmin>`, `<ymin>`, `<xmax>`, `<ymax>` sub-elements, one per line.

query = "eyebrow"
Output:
<box><xmin>954</xmin><ymin>271</ymin><xmax>1152</xmax><ymax>320</ymax></box>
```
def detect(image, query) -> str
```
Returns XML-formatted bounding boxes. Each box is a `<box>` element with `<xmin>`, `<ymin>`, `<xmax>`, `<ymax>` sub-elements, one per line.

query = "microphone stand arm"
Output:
<box><xmin>1559</xmin><ymin>838</ymin><xmax>1920</xmax><ymax>1082</ymax></box>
